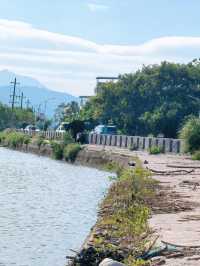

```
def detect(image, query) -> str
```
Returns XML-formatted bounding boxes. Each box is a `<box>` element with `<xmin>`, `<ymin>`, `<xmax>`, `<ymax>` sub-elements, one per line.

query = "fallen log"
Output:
<box><xmin>167</xmin><ymin>164</ymin><xmax>200</xmax><ymax>169</ymax></box>
<box><xmin>161</xmin><ymin>240</ymin><xmax>200</xmax><ymax>249</ymax></box>
<box><xmin>146</xmin><ymin>167</ymin><xmax>194</xmax><ymax>175</ymax></box>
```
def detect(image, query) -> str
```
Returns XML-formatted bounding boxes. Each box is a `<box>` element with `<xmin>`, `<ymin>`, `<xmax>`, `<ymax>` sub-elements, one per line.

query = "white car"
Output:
<box><xmin>56</xmin><ymin>122</ymin><xmax>70</xmax><ymax>133</ymax></box>
<box><xmin>24</xmin><ymin>125</ymin><xmax>40</xmax><ymax>132</ymax></box>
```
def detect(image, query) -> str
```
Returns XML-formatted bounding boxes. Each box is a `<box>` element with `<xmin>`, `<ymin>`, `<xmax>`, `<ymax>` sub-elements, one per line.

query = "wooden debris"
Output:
<box><xmin>161</xmin><ymin>240</ymin><xmax>200</xmax><ymax>249</ymax></box>
<box><xmin>167</xmin><ymin>164</ymin><xmax>200</xmax><ymax>169</ymax></box>
<box><xmin>178</xmin><ymin>214</ymin><xmax>200</xmax><ymax>222</ymax></box>
<box><xmin>187</xmin><ymin>256</ymin><xmax>200</xmax><ymax>261</ymax></box>
<box><xmin>165</xmin><ymin>252</ymin><xmax>184</xmax><ymax>258</ymax></box>
<box><xmin>147</xmin><ymin>167</ymin><xmax>194</xmax><ymax>175</ymax></box>
<box><xmin>150</xmin><ymin>257</ymin><xmax>166</xmax><ymax>265</ymax></box>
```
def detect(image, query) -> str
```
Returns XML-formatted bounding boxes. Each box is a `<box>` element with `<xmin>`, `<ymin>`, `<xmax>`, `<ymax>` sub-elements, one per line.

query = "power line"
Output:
<box><xmin>10</xmin><ymin>77</ymin><xmax>20</xmax><ymax>110</ymax></box>
<box><xmin>25</xmin><ymin>98</ymin><xmax>31</xmax><ymax>109</ymax></box>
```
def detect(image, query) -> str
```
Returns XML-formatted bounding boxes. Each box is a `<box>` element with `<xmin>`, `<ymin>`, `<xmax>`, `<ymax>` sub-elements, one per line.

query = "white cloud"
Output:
<box><xmin>0</xmin><ymin>19</ymin><xmax>199</xmax><ymax>96</ymax></box>
<box><xmin>87</xmin><ymin>3</ymin><xmax>109</xmax><ymax>12</ymax></box>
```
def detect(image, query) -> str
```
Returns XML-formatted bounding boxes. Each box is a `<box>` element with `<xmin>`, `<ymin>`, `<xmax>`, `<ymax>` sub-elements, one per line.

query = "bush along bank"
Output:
<box><xmin>68</xmin><ymin>161</ymin><xmax>158</xmax><ymax>266</ymax></box>
<box><xmin>179</xmin><ymin>117</ymin><xmax>200</xmax><ymax>160</ymax></box>
<box><xmin>0</xmin><ymin>130</ymin><xmax>82</xmax><ymax>162</ymax></box>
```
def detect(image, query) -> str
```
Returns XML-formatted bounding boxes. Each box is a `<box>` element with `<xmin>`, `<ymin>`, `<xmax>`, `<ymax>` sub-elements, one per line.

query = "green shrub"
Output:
<box><xmin>51</xmin><ymin>141</ymin><xmax>64</xmax><ymax>160</ymax></box>
<box><xmin>5</xmin><ymin>132</ymin><xmax>25</xmax><ymax>148</ymax></box>
<box><xmin>63</xmin><ymin>143</ymin><xmax>81</xmax><ymax>162</ymax></box>
<box><xmin>0</xmin><ymin>132</ymin><xmax>6</xmax><ymax>144</ymax></box>
<box><xmin>36</xmin><ymin>135</ymin><xmax>45</xmax><ymax>149</ymax></box>
<box><xmin>192</xmin><ymin>150</ymin><xmax>200</xmax><ymax>160</ymax></box>
<box><xmin>63</xmin><ymin>131</ymin><xmax>74</xmax><ymax>146</ymax></box>
<box><xmin>180</xmin><ymin>117</ymin><xmax>200</xmax><ymax>153</ymax></box>
<box><xmin>96</xmin><ymin>166</ymin><xmax>157</xmax><ymax>261</ymax></box>
<box><xmin>148</xmin><ymin>145</ymin><xmax>164</xmax><ymax>154</ymax></box>
<box><xmin>23</xmin><ymin>135</ymin><xmax>31</xmax><ymax>146</ymax></box>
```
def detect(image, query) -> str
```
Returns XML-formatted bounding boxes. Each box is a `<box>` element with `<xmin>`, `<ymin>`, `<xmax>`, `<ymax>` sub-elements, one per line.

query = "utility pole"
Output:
<box><xmin>10</xmin><ymin>78</ymin><xmax>20</xmax><ymax>110</ymax></box>
<box><xmin>26</xmin><ymin>99</ymin><xmax>31</xmax><ymax>109</ymax></box>
<box><xmin>20</xmin><ymin>92</ymin><xmax>26</xmax><ymax>109</ymax></box>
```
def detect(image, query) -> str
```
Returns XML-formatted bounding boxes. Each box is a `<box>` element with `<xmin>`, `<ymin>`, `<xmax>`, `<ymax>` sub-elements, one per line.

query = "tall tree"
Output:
<box><xmin>81</xmin><ymin>60</ymin><xmax>200</xmax><ymax>138</ymax></box>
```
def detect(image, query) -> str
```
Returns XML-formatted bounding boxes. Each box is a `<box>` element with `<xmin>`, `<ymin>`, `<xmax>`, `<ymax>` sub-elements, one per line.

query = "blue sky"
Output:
<box><xmin>0</xmin><ymin>1</ymin><xmax>200</xmax><ymax>95</ymax></box>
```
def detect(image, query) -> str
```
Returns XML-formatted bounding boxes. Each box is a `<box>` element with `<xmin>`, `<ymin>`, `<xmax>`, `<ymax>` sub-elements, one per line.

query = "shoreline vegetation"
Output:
<box><xmin>2</xmin><ymin>129</ymin><xmax>200</xmax><ymax>265</ymax></box>
<box><xmin>0</xmin><ymin>130</ymin><xmax>161</xmax><ymax>265</ymax></box>
<box><xmin>68</xmin><ymin>163</ymin><xmax>159</xmax><ymax>266</ymax></box>
<box><xmin>0</xmin><ymin>130</ymin><xmax>82</xmax><ymax>163</ymax></box>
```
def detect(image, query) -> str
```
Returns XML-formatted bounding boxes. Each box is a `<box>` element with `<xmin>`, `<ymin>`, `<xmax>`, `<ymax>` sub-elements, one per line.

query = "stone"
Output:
<box><xmin>99</xmin><ymin>258</ymin><xmax>126</xmax><ymax>266</ymax></box>
<box><xmin>128</xmin><ymin>161</ymin><xmax>136</xmax><ymax>167</ymax></box>
<box><xmin>150</xmin><ymin>256</ymin><xmax>166</xmax><ymax>265</ymax></box>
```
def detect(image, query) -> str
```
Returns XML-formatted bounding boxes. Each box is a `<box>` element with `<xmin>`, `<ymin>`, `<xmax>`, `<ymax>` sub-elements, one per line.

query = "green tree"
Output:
<box><xmin>0</xmin><ymin>103</ymin><xmax>35</xmax><ymax>130</ymax></box>
<box><xmin>81</xmin><ymin>60</ymin><xmax>200</xmax><ymax>138</ymax></box>
<box><xmin>54</xmin><ymin>101</ymin><xmax>80</xmax><ymax>124</ymax></box>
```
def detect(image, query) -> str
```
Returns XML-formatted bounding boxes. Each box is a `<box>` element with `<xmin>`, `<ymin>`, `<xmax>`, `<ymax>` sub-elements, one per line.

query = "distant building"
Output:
<box><xmin>95</xmin><ymin>76</ymin><xmax>119</xmax><ymax>94</ymax></box>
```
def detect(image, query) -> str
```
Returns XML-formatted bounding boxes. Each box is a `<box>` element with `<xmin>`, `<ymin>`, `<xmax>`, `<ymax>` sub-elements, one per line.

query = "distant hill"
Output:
<box><xmin>0</xmin><ymin>70</ymin><xmax>78</xmax><ymax>117</ymax></box>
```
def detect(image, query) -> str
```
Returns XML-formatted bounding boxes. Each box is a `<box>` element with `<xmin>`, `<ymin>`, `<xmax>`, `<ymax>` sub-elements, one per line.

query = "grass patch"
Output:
<box><xmin>0</xmin><ymin>131</ymin><xmax>6</xmax><ymax>144</ymax></box>
<box><xmin>192</xmin><ymin>150</ymin><xmax>200</xmax><ymax>160</ymax></box>
<box><xmin>63</xmin><ymin>131</ymin><xmax>74</xmax><ymax>146</ymax></box>
<box><xmin>3</xmin><ymin>132</ymin><xmax>30</xmax><ymax>148</ymax></box>
<box><xmin>50</xmin><ymin>141</ymin><xmax>64</xmax><ymax>160</ymax></box>
<box><xmin>148</xmin><ymin>146</ymin><xmax>164</xmax><ymax>154</ymax></box>
<box><xmin>93</xmin><ymin>165</ymin><xmax>157</xmax><ymax>265</ymax></box>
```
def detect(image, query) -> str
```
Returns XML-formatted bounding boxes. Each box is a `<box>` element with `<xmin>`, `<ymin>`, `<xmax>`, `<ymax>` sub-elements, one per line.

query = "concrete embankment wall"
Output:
<box><xmin>89</xmin><ymin>133</ymin><xmax>183</xmax><ymax>154</ymax></box>
<box><xmin>13</xmin><ymin>144</ymin><xmax>132</xmax><ymax>169</ymax></box>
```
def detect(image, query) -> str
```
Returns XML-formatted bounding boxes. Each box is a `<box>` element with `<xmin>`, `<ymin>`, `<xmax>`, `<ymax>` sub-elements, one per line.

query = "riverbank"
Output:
<box><xmin>2</xmin><ymin>141</ymin><xmax>157</xmax><ymax>265</ymax></box>
<box><xmin>80</xmin><ymin>146</ymin><xmax>200</xmax><ymax>266</ymax></box>
<box><xmin>3</xmin><ymin>139</ymin><xmax>200</xmax><ymax>265</ymax></box>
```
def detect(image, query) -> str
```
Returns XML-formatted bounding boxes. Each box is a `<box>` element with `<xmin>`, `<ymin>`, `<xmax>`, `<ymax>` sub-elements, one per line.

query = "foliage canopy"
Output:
<box><xmin>81</xmin><ymin>61</ymin><xmax>200</xmax><ymax>138</ymax></box>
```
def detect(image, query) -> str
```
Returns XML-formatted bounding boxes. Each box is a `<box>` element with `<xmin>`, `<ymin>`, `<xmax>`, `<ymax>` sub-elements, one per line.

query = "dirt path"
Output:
<box><xmin>139</xmin><ymin>152</ymin><xmax>200</xmax><ymax>265</ymax></box>
<box><xmin>87</xmin><ymin>145</ymin><xmax>200</xmax><ymax>265</ymax></box>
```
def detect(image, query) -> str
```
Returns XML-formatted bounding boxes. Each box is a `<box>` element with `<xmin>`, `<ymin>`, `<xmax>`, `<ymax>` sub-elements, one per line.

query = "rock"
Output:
<box><xmin>144</xmin><ymin>160</ymin><xmax>149</xmax><ymax>164</ymax></box>
<box><xmin>128</xmin><ymin>161</ymin><xmax>136</xmax><ymax>167</ymax></box>
<box><xmin>99</xmin><ymin>258</ymin><xmax>126</xmax><ymax>266</ymax></box>
<box><xmin>150</xmin><ymin>256</ymin><xmax>166</xmax><ymax>265</ymax></box>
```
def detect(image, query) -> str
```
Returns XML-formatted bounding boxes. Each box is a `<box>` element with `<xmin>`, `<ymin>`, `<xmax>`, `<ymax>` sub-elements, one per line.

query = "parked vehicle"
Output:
<box><xmin>91</xmin><ymin>125</ymin><xmax>117</xmax><ymax>135</ymax></box>
<box><xmin>24</xmin><ymin>125</ymin><xmax>40</xmax><ymax>132</ymax></box>
<box><xmin>55</xmin><ymin>122</ymin><xmax>70</xmax><ymax>133</ymax></box>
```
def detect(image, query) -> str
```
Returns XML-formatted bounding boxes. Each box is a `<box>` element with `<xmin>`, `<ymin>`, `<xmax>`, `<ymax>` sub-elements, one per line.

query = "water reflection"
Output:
<box><xmin>0</xmin><ymin>148</ymin><xmax>110</xmax><ymax>266</ymax></box>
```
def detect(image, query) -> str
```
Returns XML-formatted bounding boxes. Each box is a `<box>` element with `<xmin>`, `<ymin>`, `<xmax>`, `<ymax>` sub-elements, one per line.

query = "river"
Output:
<box><xmin>0</xmin><ymin>148</ymin><xmax>111</xmax><ymax>266</ymax></box>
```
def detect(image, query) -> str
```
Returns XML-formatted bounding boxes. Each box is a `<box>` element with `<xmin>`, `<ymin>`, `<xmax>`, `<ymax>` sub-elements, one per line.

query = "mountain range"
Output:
<box><xmin>0</xmin><ymin>70</ymin><xmax>78</xmax><ymax>117</ymax></box>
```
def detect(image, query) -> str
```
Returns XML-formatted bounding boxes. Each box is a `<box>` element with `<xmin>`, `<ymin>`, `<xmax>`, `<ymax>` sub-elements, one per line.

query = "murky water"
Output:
<box><xmin>0</xmin><ymin>148</ymin><xmax>111</xmax><ymax>266</ymax></box>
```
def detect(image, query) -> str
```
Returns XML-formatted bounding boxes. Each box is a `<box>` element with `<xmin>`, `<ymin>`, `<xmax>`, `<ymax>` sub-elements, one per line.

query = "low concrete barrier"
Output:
<box><xmin>89</xmin><ymin>133</ymin><xmax>183</xmax><ymax>153</ymax></box>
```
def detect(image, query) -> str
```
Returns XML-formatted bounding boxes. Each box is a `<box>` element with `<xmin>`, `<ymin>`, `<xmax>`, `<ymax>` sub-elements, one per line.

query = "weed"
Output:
<box><xmin>63</xmin><ymin>143</ymin><xmax>81</xmax><ymax>162</ymax></box>
<box><xmin>63</xmin><ymin>131</ymin><xmax>74</xmax><ymax>146</ymax></box>
<box><xmin>50</xmin><ymin>141</ymin><xmax>64</xmax><ymax>160</ymax></box>
<box><xmin>148</xmin><ymin>146</ymin><xmax>164</xmax><ymax>154</ymax></box>
<box><xmin>192</xmin><ymin>150</ymin><xmax>200</xmax><ymax>160</ymax></box>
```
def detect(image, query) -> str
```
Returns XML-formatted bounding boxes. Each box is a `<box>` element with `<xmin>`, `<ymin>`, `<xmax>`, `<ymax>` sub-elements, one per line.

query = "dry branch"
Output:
<box><xmin>146</xmin><ymin>167</ymin><xmax>194</xmax><ymax>175</ymax></box>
